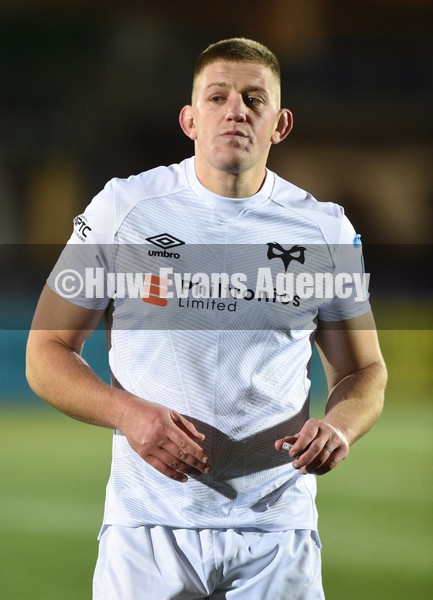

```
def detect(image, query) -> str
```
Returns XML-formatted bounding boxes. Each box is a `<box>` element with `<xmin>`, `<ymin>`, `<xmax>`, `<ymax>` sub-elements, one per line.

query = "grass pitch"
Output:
<box><xmin>317</xmin><ymin>403</ymin><xmax>433</xmax><ymax>599</ymax></box>
<box><xmin>0</xmin><ymin>402</ymin><xmax>431</xmax><ymax>600</ymax></box>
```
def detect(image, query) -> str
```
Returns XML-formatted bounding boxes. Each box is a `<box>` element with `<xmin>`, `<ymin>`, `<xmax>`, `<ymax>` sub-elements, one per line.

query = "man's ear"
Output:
<box><xmin>271</xmin><ymin>109</ymin><xmax>293</xmax><ymax>144</ymax></box>
<box><xmin>179</xmin><ymin>105</ymin><xmax>197</xmax><ymax>140</ymax></box>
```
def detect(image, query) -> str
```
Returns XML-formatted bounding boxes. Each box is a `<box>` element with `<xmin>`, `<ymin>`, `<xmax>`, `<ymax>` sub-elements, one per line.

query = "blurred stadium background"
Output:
<box><xmin>0</xmin><ymin>1</ymin><xmax>432</xmax><ymax>598</ymax></box>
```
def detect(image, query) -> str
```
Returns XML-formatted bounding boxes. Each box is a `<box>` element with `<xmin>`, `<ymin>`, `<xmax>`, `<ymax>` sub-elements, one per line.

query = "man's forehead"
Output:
<box><xmin>195</xmin><ymin>60</ymin><xmax>277</xmax><ymax>91</ymax></box>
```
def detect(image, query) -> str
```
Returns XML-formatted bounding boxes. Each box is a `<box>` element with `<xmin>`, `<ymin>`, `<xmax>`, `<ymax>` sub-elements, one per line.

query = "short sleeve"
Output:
<box><xmin>46</xmin><ymin>181</ymin><xmax>116</xmax><ymax>310</ymax></box>
<box><xmin>318</xmin><ymin>215</ymin><xmax>371</xmax><ymax>322</ymax></box>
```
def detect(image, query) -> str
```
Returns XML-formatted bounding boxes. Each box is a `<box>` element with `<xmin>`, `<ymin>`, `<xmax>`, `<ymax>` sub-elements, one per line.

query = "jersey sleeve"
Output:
<box><xmin>46</xmin><ymin>181</ymin><xmax>116</xmax><ymax>310</ymax></box>
<box><xmin>317</xmin><ymin>215</ymin><xmax>371</xmax><ymax>322</ymax></box>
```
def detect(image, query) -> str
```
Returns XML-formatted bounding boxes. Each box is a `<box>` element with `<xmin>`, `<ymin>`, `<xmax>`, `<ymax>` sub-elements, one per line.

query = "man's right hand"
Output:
<box><xmin>26</xmin><ymin>286</ymin><xmax>210</xmax><ymax>484</ymax></box>
<box><xmin>119</xmin><ymin>397</ymin><xmax>211</xmax><ymax>482</ymax></box>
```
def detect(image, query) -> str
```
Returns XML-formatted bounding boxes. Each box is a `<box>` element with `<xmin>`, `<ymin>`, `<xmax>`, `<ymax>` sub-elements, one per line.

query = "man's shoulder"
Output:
<box><xmin>271</xmin><ymin>173</ymin><xmax>344</xmax><ymax>221</ymax></box>
<box><xmin>107</xmin><ymin>160</ymin><xmax>189</xmax><ymax>202</ymax></box>
<box><xmin>74</xmin><ymin>160</ymin><xmax>190</xmax><ymax>242</ymax></box>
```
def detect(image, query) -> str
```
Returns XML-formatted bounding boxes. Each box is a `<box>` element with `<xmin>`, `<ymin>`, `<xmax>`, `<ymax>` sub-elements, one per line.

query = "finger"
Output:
<box><xmin>167</xmin><ymin>425</ymin><xmax>210</xmax><ymax>467</ymax></box>
<box><xmin>274</xmin><ymin>435</ymin><xmax>299</xmax><ymax>453</ymax></box>
<box><xmin>157</xmin><ymin>449</ymin><xmax>204</xmax><ymax>476</ymax></box>
<box><xmin>173</xmin><ymin>412</ymin><xmax>206</xmax><ymax>441</ymax></box>
<box><xmin>288</xmin><ymin>420</ymin><xmax>321</xmax><ymax>457</ymax></box>
<box><xmin>162</xmin><ymin>440</ymin><xmax>211</xmax><ymax>474</ymax></box>
<box><xmin>296</xmin><ymin>442</ymin><xmax>349</xmax><ymax>475</ymax></box>
<box><xmin>293</xmin><ymin>439</ymin><xmax>333</xmax><ymax>473</ymax></box>
<box><xmin>145</xmin><ymin>455</ymin><xmax>189</xmax><ymax>483</ymax></box>
<box><xmin>314</xmin><ymin>446</ymin><xmax>349</xmax><ymax>475</ymax></box>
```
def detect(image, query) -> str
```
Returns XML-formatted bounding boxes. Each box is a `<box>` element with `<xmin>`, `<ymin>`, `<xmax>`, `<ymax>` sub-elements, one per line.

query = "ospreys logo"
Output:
<box><xmin>266</xmin><ymin>243</ymin><xmax>306</xmax><ymax>272</ymax></box>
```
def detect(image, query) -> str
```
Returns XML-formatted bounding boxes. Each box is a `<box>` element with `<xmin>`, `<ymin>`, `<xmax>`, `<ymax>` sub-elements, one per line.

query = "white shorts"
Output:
<box><xmin>93</xmin><ymin>525</ymin><xmax>324</xmax><ymax>599</ymax></box>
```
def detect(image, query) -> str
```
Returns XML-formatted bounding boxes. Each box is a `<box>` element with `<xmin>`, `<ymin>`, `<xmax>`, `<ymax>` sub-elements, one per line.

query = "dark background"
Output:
<box><xmin>0</xmin><ymin>0</ymin><xmax>432</xmax><ymax>247</ymax></box>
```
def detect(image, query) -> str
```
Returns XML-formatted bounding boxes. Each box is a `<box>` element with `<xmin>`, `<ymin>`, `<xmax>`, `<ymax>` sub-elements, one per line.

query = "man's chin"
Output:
<box><xmin>216</xmin><ymin>154</ymin><xmax>249</xmax><ymax>175</ymax></box>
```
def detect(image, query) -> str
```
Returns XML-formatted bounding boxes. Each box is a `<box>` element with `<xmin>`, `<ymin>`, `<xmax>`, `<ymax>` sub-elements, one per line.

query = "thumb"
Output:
<box><xmin>274</xmin><ymin>434</ymin><xmax>299</xmax><ymax>452</ymax></box>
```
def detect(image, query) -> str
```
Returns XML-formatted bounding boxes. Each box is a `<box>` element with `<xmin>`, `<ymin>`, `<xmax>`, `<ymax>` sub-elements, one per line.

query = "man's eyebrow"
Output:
<box><xmin>243</xmin><ymin>86</ymin><xmax>270</xmax><ymax>97</ymax></box>
<box><xmin>204</xmin><ymin>82</ymin><xmax>270</xmax><ymax>96</ymax></box>
<box><xmin>204</xmin><ymin>82</ymin><xmax>231</xmax><ymax>91</ymax></box>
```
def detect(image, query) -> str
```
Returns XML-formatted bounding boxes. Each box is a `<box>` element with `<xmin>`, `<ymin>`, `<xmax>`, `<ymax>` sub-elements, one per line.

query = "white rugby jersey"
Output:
<box><xmin>48</xmin><ymin>157</ymin><xmax>370</xmax><ymax>533</ymax></box>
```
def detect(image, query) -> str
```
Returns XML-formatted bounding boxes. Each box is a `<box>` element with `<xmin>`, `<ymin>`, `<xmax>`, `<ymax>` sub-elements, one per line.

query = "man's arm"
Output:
<box><xmin>275</xmin><ymin>311</ymin><xmax>387</xmax><ymax>475</ymax></box>
<box><xmin>26</xmin><ymin>285</ymin><xmax>210</xmax><ymax>482</ymax></box>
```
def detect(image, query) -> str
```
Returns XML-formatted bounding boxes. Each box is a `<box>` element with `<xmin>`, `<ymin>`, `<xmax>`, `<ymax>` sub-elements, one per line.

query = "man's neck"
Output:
<box><xmin>194</xmin><ymin>157</ymin><xmax>267</xmax><ymax>199</ymax></box>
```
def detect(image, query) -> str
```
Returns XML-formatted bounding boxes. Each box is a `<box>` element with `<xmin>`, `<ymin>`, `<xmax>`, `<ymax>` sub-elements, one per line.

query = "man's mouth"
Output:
<box><xmin>221</xmin><ymin>130</ymin><xmax>248</xmax><ymax>138</ymax></box>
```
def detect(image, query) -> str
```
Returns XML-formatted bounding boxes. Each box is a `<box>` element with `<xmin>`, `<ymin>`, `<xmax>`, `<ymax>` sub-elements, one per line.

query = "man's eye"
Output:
<box><xmin>246</xmin><ymin>96</ymin><xmax>260</xmax><ymax>106</ymax></box>
<box><xmin>210</xmin><ymin>96</ymin><xmax>224</xmax><ymax>103</ymax></box>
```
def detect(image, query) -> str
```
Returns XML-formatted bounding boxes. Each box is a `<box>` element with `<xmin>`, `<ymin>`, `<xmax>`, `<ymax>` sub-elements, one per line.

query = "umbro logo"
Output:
<box><xmin>146</xmin><ymin>233</ymin><xmax>185</xmax><ymax>259</ymax></box>
<box><xmin>267</xmin><ymin>243</ymin><xmax>306</xmax><ymax>272</ymax></box>
<box><xmin>146</xmin><ymin>233</ymin><xmax>185</xmax><ymax>249</ymax></box>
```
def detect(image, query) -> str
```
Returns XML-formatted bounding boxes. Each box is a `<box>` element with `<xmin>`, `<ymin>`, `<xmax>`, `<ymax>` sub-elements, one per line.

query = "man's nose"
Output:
<box><xmin>225</xmin><ymin>94</ymin><xmax>247</xmax><ymax>122</ymax></box>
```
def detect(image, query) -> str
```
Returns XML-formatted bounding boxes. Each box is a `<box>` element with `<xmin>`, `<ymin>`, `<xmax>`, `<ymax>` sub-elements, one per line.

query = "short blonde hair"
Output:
<box><xmin>193</xmin><ymin>37</ymin><xmax>281</xmax><ymax>88</ymax></box>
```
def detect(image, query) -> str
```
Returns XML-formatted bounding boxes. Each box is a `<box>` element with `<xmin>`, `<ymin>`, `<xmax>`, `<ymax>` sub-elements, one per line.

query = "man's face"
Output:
<box><xmin>184</xmin><ymin>60</ymin><xmax>287</xmax><ymax>177</ymax></box>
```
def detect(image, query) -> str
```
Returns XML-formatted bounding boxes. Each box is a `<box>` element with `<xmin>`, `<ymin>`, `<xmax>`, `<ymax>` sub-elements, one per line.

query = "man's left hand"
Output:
<box><xmin>275</xmin><ymin>419</ymin><xmax>349</xmax><ymax>475</ymax></box>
